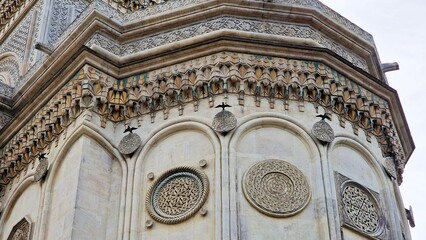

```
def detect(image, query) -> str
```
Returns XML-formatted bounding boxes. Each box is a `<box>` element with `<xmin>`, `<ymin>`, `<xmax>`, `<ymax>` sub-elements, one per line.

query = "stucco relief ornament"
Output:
<box><xmin>146</xmin><ymin>166</ymin><xmax>209</xmax><ymax>224</ymax></box>
<box><xmin>312</xmin><ymin>113</ymin><xmax>334</xmax><ymax>143</ymax></box>
<box><xmin>34</xmin><ymin>153</ymin><xmax>48</xmax><ymax>182</ymax></box>
<box><xmin>118</xmin><ymin>126</ymin><xmax>142</xmax><ymax>155</ymax></box>
<box><xmin>242</xmin><ymin>159</ymin><xmax>311</xmax><ymax>217</ymax></box>
<box><xmin>212</xmin><ymin>102</ymin><xmax>237</xmax><ymax>133</ymax></box>
<box><xmin>8</xmin><ymin>218</ymin><xmax>31</xmax><ymax>240</ymax></box>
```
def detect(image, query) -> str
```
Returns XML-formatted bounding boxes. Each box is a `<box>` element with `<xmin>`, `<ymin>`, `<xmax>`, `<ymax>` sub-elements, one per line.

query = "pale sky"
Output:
<box><xmin>319</xmin><ymin>0</ymin><xmax>426</xmax><ymax>238</ymax></box>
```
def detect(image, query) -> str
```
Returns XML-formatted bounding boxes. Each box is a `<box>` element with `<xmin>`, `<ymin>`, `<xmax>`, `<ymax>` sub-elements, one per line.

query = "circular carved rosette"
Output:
<box><xmin>212</xmin><ymin>110</ymin><xmax>237</xmax><ymax>133</ymax></box>
<box><xmin>383</xmin><ymin>157</ymin><xmax>397</xmax><ymax>179</ymax></box>
<box><xmin>341</xmin><ymin>182</ymin><xmax>383</xmax><ymax>236</ymax></box>
<box><xmin>146</xmin><ymin>166</ymin><xmax>209</xmax><ymax>224</ymax></box>
<box><xmin>242</xmin><ymin>159</ymin><xmax>311</xmax><ymax>217</ymax></box>
<box><xmin>118</xmin><ymin>133</ymin><xmax>142</xmax><ymax>155</ymax></box>
<box><xmin>312</xmin><ymin>120</ymin><xmax>334</xmax><ymax>143</ymax></box>
<box><xmin>34</xmin><ymin>159</ymin><xmax>48</xmax><ymax>182</ymax></box>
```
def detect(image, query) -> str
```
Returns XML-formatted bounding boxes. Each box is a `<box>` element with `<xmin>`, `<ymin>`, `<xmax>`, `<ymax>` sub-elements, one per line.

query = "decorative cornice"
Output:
<box><xmin>85</xmin><ymin>17</ymin><xmax>368</xmax><ymax>71</ymax></box>
<box><xmin>0</xmin><ymin>0</ymin><xmax>37</xmax><ymax>41</ymax></box>
<box><xmin>0</xmin><ymin>52</ymin><xmax>406</xmax><ymax>191</ymax></box>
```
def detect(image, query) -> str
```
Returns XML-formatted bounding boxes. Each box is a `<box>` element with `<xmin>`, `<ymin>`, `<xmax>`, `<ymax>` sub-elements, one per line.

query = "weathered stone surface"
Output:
<box><xmin>312</xmin><ymin>119</ymin><xmax>335</xmax><ymax>143</ymax></box>
<box><xmin>242</xmin><ymin>159</ymin><xmax>311</xmax><ymax>217</ymax></box>
<box><xmin>118</xmin><ymin>133</ymin><xmax>142</xmax><ymax>155</ymax></box>
<box><xmin>34</xmin><ymin>159</ymin><xmax>48</xmax><ymax>182</ymax></box>
<box><xmin>212</xmin><ymin>110</ymin><xmax>237</xmax><ymax>133</ymax></box>
<box><xmin>146</xmin><ymin>166</ymin><xmax>209</xmax><ymax>224</ymax></box>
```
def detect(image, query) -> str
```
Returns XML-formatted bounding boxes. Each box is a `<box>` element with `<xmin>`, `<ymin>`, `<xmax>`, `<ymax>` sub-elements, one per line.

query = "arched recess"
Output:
<box><xmin>0</xmin><ymin>52</ymin><xmax>21</xmax><ymax>87</ymax></box>
<box><xmin>131</xmin><ymin>121</ymin><xmax>221</xmax><ymax>240</ymax></box>
<box><xmin>327</xmin><ymin>136</ymin><xmax>394</xmax><ymax>239</ymax></box>
<box><xmin>228</xmin><ymin>113</ymin><xmax>327</xmax><ymax>239</ymax></box>
<box><xmin>0</xmin><ymin>176</ymin><xmax>40</xmax><ymax>240</ymax></box>
<box><xmin>38</xmin><ymin>123</ymin><xmax>127</xmax><ymax>240</ymax></box>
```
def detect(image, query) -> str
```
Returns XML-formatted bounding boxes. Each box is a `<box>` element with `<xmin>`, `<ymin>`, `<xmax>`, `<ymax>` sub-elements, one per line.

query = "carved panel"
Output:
<box><xmin>86</xmin><ymin>17</ymin><xmax>367</xmax><ymax>71</ymax></box>
<box><xmin>242</xmin><ymin>159</ymin><xmax>311</xmax><ymax>217</ymax></box>
<box><xmin>7</xmin><ymin>217</ymin><xmax>31</xmax><ymax>240</ymax></box>
<box><xmin>146</xmin><ymin>166</ymin><xmax>209</xmax><ymax>224</ymax></box>
<box><xmin>47</xmin><ymin>0</ymin><xmax>88</xmax><ymax>45</ymax></box>
<box><xmin>335</xmin><ymin>173</ymin><xmax>385</xmax><ymax>239</ymax></box>
<box><xmin>0</xmin><ymin>56</ymin><xmax>20</xmax><ymax>87</ymax></box>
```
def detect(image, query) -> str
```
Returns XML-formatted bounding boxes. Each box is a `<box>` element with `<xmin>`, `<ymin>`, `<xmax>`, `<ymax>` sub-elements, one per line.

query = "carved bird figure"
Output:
<box><xmin>124</xmin><ymin>126</ymin><xmax>138</xmax><ymax>134</ymax></box>
<box><xmin>215</xmin><ymin>102</ymin><xmax>231</xmax><ymax>111</ymax></box>
<box><xmin>316</xmin><ymin>113</ymin><xmax>331</xmax><ymax>121</ymax></box>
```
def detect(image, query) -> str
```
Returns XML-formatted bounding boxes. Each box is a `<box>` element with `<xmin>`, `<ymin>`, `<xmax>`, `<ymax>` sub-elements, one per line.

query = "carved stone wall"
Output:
<box><xmin>0</xmin><ymin>52</ymin><xmax>406</xmax><ymax>191</ymax></box>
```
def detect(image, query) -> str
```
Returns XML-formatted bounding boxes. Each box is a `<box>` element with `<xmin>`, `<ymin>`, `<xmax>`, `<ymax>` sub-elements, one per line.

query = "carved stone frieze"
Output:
<box><xmin>7</xmin><ymin>217</ymin><xmax>31</xmax><ymax>240</ymax></box>
<box><xmin>242</xmin><ymin>159</ymin><xmax>311</xmax><ymax>217</ymax></box>
<box><xmin>0</xmin><ymin>56</ymin><xmax>20</xmax><ymax>88</ymax></box>
<box><xmin>145</xmin><ymin>166</ymin><xmax>209</xmax><ymax>224</ymax></box>
<box><xmin>86</xmin><ymin>17</ymin><xmax>368</xmax><ymax>71</ymax></box>
<box><xmin>335</xmin><ymin>173</ymin><xmax>385</xmax><ymax>239</ymax></box>
<box><xmin>0</xmin><ymin>52</ymin><xmax>406</xmax><ymax>199</ymax></box>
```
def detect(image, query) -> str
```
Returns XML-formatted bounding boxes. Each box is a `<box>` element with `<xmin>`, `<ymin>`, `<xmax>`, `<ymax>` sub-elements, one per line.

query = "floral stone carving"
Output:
<box><xmin>312</xmin><ymin>119</ymin><xmax>335</xmax><ymax>143</ymax></box>
<box><xmin>118</xmin><ymin>133</ymin><xmax>142</xmax><ymax>155</ymax></box>
<box><xmin>336</xmin><ymin>173</ymin><xmax>385</xmax><ymax>238</ymax></box>
<box><xmin>383</xmin><ymin>157</ymin><xmax>397</xmax><ymax>179</ymax></box>
<box><xmin>146</xmin><ymin>166</ymin><xmax>209</xmax><ymax>224</ymax></box>
<box><xmin>242</xmin><ymin>159</ymin><xmax>311</xmax><ymax>217</ymax></box>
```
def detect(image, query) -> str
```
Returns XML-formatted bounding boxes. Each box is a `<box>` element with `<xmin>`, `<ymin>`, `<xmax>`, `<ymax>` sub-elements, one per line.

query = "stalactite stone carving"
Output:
<box><xmin>33</xmin><ymin>158</ymin><xmax>48</xmax><ymax>182</ymax></box>
<box><xmin>118</xmin><ymin>132</ymin><xmax>142</xmax><ymax>155</ymax></box>
<box><xmin>312</xmin><ymin>119</ymin><xmax>335</xmax><ymax>143</ymax></box>
<box><xmin>146</xmin><ymin>166</ymin><xmax>209</xmax><ymax>224</ymax></box>
<box><xmin>336</xmin><ymin>173</ymin><xmax>385</xmax><ymax>239</ymax></box>
<box><xmin>7</xmin><ymin>217</ymin><xmax>31</xmax><ymax>240</ymax></box>
<box><xmin>242</xmin><ymin>159</ymin><xmax>311</xmax><ymax>217</ymax></box>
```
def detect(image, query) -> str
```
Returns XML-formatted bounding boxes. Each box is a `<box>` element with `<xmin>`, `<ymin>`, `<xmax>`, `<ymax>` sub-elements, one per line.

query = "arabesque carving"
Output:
<box><xmin>0</xmin><ymin>52</ymin><xmax>406</xmax><ymax>196</ymax></box>
<box><xmin>145</xmin><ymin>166</ymin><xmax>209</xmax><ymax>224</ymax></box>
<box><xmin>243</xmin><ymin>159</ymin><xmax>311</xmax><ymax>217</ymax></box>
<box><xmin>336</xmin><ymin>173</ymin><xmax>385</xmax><ymax>239</ymax></box>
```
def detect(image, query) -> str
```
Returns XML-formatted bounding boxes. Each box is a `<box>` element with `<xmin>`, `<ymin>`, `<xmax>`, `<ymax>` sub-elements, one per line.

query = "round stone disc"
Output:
<box><xmin>383</xmin><ymin>157</ymin><xmax>397</xmax><ymax>179</ymax></box>
<box><xmin>312</xmin><ymin>120</ymin><xmax>334</xmax><ymax>143</ymax></box>
<box><xmin>118</xmin><ymin>133</ymin><xmax>142</xmax><ymax>155</ymax></box>
<box><xmin>34</xmin><ymin>160</ymin><xmax>48</xmax><ymax>182</ymax></box>
<box><xmin>212</xmin><ymin>110</ymin><xmax>237</xmax><ymax>133</ymax></box>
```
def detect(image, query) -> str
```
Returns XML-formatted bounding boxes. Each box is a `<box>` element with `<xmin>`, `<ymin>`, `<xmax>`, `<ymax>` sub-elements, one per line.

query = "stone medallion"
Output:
<box><xmin>118</xmin><ymin>133</ymin><xmax>142</xmax><ymax>155</ymax></box>
<box><xmin>212</xmin><ymin>110</ymin><xmax>237</xmax><ymax>133</ymax></box>
<box><xmin>34</xmin><ymin>159</ymin><xmax>48</xmax><ymax>182</ymax></box>
<box><xmin>242</xmin><ymin>159</ymin><xmax>311</xmax><ymax>217</ymax></box>
<box><xmin>146</xmin><ymin>166</ymin><xmax>209</xmax><ymax>224</ymax></box>
<box><xmin>341</xmin><ymin>183</ymin><xmax>383</xmax><ymax>236</ymax></box>
<box><xmin>383</xmin><ymin>157</ymin><xmax>397</xmax><ymax>179</ymax></box>
<box><xmin>312</xmin><ymin>119</ymin><xmax>334</xmax><ymax>143</ymax></box>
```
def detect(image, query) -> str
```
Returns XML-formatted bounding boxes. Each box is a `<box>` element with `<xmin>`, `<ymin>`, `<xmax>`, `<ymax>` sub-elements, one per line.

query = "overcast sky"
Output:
<box><xmin>319</xmin><ymin>0</ymin><xmax>426</xmax><ymax>238</ymax></box>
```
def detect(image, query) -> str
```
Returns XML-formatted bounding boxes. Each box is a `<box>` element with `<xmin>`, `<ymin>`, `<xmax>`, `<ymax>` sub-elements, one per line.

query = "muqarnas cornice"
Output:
<box><xmin>0</xmin><ymin>52</ymin><xmax>408</xmax><ymax>193</ymax></box>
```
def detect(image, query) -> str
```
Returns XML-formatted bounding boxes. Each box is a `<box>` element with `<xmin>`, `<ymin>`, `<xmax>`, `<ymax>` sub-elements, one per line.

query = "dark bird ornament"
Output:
<box><xmin>316</xmin><ymin>113</ymin><xmax>331</xmax><ymax>121</ymax></box>
<box><xmin>37</xmin><ymin>153</ymin><xmax>46</xmax><ymax>160</ymax></box>
<box><xmin>124</xmin><ymin>126</ymin><xmax>138</xmax><ymax>133</ymax></box>
<box><xmin>215</xmin><ymin>102</ymin><xmax>231</xmax><ymax>111</ymax></box>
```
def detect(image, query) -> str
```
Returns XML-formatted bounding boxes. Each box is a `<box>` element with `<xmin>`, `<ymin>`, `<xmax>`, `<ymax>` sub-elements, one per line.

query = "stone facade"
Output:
<box><xmin>0</xmin><ymin>0</ymin><xmax>414</xmax><ymax>239</ymax></box>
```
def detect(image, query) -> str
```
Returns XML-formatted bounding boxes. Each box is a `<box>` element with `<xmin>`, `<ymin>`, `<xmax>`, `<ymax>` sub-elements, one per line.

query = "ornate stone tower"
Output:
<box><xmin>0</xmin><ymin>0</ymin><xmax>414</xmax><ymax>239</ymax></box>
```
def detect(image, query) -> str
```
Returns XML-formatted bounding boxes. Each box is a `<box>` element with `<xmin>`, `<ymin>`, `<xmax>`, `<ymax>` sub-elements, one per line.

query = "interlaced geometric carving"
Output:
<box><xmin>336</xmin><ymin>173</ymin><xmax>385</xmax><ymax>238</ymax></box>
<box><xmin>342</xmin><ymin>185</ymin><xmax>380</xmax><ymax>234</ymax></box>
<box><xmin>7</xmin><ymin>218</ymin><xmax>31</xmax><ymax>240</ymax></box>
<box><xmin>146</xmin><ymin>166</ymin><xmax>209</xmax><ymax>224</ymax></box>
<box><xmin>243</xmin><ymin>159</ymin><xmax>311</xmax><ymax>217</ymax></box>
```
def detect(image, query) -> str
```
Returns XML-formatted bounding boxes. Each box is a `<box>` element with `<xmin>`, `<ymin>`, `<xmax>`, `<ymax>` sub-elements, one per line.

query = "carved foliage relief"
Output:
<box><xmin>242</xmin><ymin>159</ymin><xmax>311</xmax><ymax>217</ymax></box>
<box><xmin>7</xmin><ymin>218</ymin><xmax>31</xmax><ymax>240</ymax></box>
<box><xmin>336</xmin><ymin>173</ymin><xmax>385</xmax><ymax>239</ymax></box>
<box><xmin>146</xmin><ymin>166</ymin><xmax>209</xmax><ymax>224</ymax></box>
